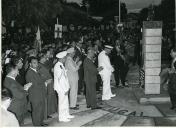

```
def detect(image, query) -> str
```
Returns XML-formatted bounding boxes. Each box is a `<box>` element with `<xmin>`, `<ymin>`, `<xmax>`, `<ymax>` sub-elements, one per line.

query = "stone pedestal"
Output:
<box><xmin>143</xmin><ymin>21</ymin><xmax>162</xmax><ymax>94</ymax></box>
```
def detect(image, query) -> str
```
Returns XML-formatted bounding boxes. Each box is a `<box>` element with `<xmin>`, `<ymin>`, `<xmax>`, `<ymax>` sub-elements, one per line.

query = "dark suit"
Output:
<box><xmin>74</xmin><ymin>46</ymin><xmax>85</xmax><ymax>94</ymax></box>
<box><xmin>38</xmin><ymin>63</ymin><xmax>57</xmax><ymax>116</ymax></box>
<box><xmin>4</xmin><ymin>77</ymin><xmax>27</xmax><ymax>125</ymax></box>
<box><xmin>83</xmin><ymin>57</ymin><xmax>98</xmax><ymax>108</ymax></box>
<box><xmin>168</xmin><ymin>72</ymin><xmax>176</xmax><ymax>108</ymax></box>
<box><xmin>25</xmin><ymin>68</ymin><xmax>46</xmax><ymax>126</ymax></box>
<box><xmin>16</xmin><ymin>68</ymin><xmax>26</xmax><ymax>86</ymax></box>
<box><xmin>111</xmin><ymin>48</ymin><xmax>129</xmax><ymax>87</ymax></box>
<box><xmin>94</xmin><ymin>51</ymin><xmax>102</xmax><ymax>91</ymax></box>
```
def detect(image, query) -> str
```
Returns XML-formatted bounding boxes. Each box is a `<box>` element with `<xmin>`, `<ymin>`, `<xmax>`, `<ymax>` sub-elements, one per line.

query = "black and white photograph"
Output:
<box><xmin>1</xmin><ymin>0</ymin><xmax>176</xmax><ymax>127</ymax></box>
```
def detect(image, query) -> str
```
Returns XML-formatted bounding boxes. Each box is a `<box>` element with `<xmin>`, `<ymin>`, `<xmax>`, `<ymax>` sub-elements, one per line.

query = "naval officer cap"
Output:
<box><xmin>104</xmin><ymin>45</ymin><xmax>113</xmax><ymax>49</ymax></box>
<box><xmin>56</xmin><ymin>51</ymin><xmax>67</xmax><ymax>58</ymax></box>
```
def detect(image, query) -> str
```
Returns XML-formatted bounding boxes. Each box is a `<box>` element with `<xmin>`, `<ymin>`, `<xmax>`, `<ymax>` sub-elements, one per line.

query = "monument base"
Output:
<box><xmin>133</xmin><ymin>88</ymin><xmax>170</xmax><ymax>105</ymax></box>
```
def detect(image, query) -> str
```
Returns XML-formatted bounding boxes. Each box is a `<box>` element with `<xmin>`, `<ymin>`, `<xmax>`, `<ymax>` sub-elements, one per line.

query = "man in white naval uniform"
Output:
<box><xmin>98</xmin><ymin>45</ymin><xmax>116</xmax><ymax>100</ymax></box>
<box><xmin>54</xmin><ymin>51</ymin><xmax>74</xmax><ymax>122</ymax></box>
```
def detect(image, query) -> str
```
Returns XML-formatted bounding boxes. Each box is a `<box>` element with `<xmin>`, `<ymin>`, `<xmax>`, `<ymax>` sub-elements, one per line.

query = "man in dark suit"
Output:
<box><xmin>83</xmin><ymin>48</ymin><xmax>102</xmax><ymax>109</ymax></box>
<box><xmin>111</xmin><ymin>40</ymin><xmax>129</xmax><ymax>88</ymax></box>
<box><xmin>11</xmin><ymin>56</ymin><xmax>26</xmax><ymax>86</ymax></box>
<box><xmin>93</xmin><ymin>39</ymin><xmax>103</xmax><ymax>92</ymax></box>
<box><xmin>25</xmin><ymin>57</ymin><xmax>48</xmax><ymax>126</ymax></box>
<box><xmin>74</xmin><ymin>40</ymin><xmax>85</xmax><ymax>94</ymax></box>
<box><xmin>4</xmin><ymin>64</ymin><xmax>31</xmax><ymax>125</ymax></box>
<box><xmin>168</xmin><ymin>61</ymin><xmax>176</xmax><ymax>110</ymax></box>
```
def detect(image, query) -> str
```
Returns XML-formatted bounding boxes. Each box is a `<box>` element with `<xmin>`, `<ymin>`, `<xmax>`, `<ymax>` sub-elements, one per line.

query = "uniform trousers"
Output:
<box><xmin>58</xmin><ymin>92</ymin><xmax>69</xmax><ymax>120</ymax></box>
<box><xmin>100</xmin><ymin>73</ymin><xmax>113</xmax><ymax>100</ymax></box>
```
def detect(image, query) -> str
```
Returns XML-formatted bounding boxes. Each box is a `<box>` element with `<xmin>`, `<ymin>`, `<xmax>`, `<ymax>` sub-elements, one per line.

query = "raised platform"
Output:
<box><xmin>133</xmin><ymin>88</ymin><xmax>170</xmax><ymax>104</ymax></box>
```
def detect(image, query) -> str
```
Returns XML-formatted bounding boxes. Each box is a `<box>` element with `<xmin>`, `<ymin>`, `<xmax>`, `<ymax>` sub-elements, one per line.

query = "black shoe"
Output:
<box><xmin>91</xmin><ymin>106</ymin><xmax>102</xmax><ymax>110</ymax></box>
<box><xmin>28</xmin><ymin>110</ymin><xmax>32</xmax><ymax>113</ymax></box>
<box><xmin>70</xmin><ymin>106</ymin><xmax>79</xmax><ymax>110</ymax></box>
<box><xmin>76</xmin><ymin>104</ymin><xmax>79</xmax><ymax>107</ymax></box>
<box><xmin>87</xmin><ymin>106</ymin><xmax>91</xmax><ymax>108</ymax></box>
<box><xmin>122</xmin><ymin>85</ymin><xmax>129</xmax><ymax>87</ymax></box>
<box><xmin>170</xmin><ymin>106</ymin><xmax>176</xmax><ymax>110</ymax></box>
<box><xmin>117</xmin><ymin>85</ymin><xmax>124</xmax><ymax>88</ymax></box>
<box><xmin>41</xmin><ymin>123</ymin><xmax>48</xmax><ymax>126</ymax></box>
<box><xmin>47</xmin><ymin>115</ymin><xmax>52</xmax><ymax>119</ymax></box>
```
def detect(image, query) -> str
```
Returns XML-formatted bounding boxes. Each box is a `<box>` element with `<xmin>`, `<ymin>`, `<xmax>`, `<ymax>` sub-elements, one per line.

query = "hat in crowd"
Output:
<box><xmin>5</xmin><ymin>50</ymin><xmax>12</xmax><ymax>55</ymax></box>
<box><xmin>104</xmin><ymin>45</ymin><xmax>113</xmax><ymax>49</ymax></box>
<box><xmin>67</xmin><ymin>47</ymin><xmax>74</xmax><ymax>53</ymax></box>
<box><xmin>56</xmin><ymin>51</ymin><xmax>67</xmax><ymax>58</ymax></box>
<box><xmin>66</xmin><ymin>42</ymin><xmax>70</xmax><ymax>45</ymax></box>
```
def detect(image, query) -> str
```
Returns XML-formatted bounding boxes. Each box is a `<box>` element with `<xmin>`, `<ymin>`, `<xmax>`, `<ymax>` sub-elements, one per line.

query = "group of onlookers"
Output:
<box><xmin>2</xmin><ymin>25</ymin><xmax>176</xmax><ymax>127</ymax></box>
<box><xmin>1</xmin><ymin>31</ymin><xmax>133</xmax><ymax>126</ymax></box>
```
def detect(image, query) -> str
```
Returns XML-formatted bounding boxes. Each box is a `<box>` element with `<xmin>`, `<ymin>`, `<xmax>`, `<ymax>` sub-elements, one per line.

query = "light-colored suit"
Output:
<box><xmin>65</xmin><ymin>56</ymin><xmax>79</xmax><ymax>107</ymax></box>
<box><xmin>54</xmin><ymin>61</ymin><xmax>70</xmax><ymax>120</ymax></box>
<box><xmin>98</xmin><ymin>50</ymin><xmax>114</xmax><ymax>100</ymax></box>
<box><xmin>1</xmin><ymin>107</ymin><xmax>19</xmax><ymax>127</ymax></box>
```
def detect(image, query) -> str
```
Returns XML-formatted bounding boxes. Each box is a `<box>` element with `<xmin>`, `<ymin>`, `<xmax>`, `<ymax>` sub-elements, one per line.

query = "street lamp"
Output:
<box><xmin>85</xmin><ymin>2</ymin><xmax>90</xmax><ymax>19</ymax></box>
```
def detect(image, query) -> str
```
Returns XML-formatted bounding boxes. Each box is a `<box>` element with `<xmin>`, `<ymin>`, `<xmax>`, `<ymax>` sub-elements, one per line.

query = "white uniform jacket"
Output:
<box><xmin>54</xmin><ymin>61</ymin><xmax>70</xmax><ymax>94</ymax></box>
<box><xmin>98</xmin><ymin>50</ymin><xmax>114</xmax><ymax>75</ymax></box>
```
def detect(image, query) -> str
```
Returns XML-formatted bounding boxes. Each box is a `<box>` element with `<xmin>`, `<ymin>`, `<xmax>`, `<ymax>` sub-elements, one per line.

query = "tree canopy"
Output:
<box><xmin>81</xmin><ymin>0</ymin><xmax>127</xmax><ymax>22</ymax></box>
<box><xmin>139</xmin><ymin>0</ymin><xmax>174</xmax><ymax>28</ymax></box>
<box><xmin>2</xmin><ymin>0</ymin><xmax>63</xmax><ymax>30</ymax></box>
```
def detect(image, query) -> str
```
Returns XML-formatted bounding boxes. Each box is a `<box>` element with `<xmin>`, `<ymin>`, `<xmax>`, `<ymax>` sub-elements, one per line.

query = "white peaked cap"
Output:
<box><xmin>6</xmin><ymin>50</ymin><xmax>12</xmax><ymax>55</ymax></box>
<box><xmin>104</xmin><ymin>45</ymin><xmax>113</xmax><ymax>49</ymax></box>
<box><xmin>67</xmin><ymin>47</ymin><xmax>74</xmax><ymax>53</ymax></box>
<box><xmin>56</xmin><ymin>51</ymin><xmax>67</xmax><ymax>58</ymax></box>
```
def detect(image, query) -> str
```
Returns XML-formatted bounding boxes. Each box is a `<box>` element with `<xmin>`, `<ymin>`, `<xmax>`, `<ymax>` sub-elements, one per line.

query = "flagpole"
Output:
<box><xmin>119</xmin><ymin>0</ymin><xmax>121</xmax><ymax>23</ymax></box>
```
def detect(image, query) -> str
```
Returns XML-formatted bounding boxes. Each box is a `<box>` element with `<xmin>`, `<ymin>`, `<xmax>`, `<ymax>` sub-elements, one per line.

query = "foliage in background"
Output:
<box><xmin>2</xmin><ymin>0</ymin><xmax>63</xmax><ymax>30</ymax></box>
<box><xmin>139</xmin><ymin>0</ymin><xmax>175</xmax><ymax>33</ymax></box>
<box><xmin>81</xmin><ymin>0</ymin><xmax>127</xmax><ymax>22</ymax></box>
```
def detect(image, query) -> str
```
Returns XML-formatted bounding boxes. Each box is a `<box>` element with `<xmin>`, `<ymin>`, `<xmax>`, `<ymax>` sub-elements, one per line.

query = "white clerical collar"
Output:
<box><xmin>6</xmin><ymin>75</ymin><xmax>15</xmax><ymax>80</ymax></box>
<box><xmin>30</xmin><ymin>67</ymin><xmax>37</xmax><ymax>72</ymax></box>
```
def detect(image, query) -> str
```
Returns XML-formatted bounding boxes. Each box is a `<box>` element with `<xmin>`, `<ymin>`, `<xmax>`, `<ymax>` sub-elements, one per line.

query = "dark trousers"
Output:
<box><xmin>169</xmin><ymin>93</ymin><xmax>176</xmax><ymax>107</ymax></box>
<box><xmin>47</xmin><ymin>82</ymin><xmax>57</xmax><ymax>115</ymax></box>
<box><xmin>31</xmin><ymin>99</ymin><xmax>45</xmax><ymax>126</ymax></box>
<box><xmin>133</xmin><ymin>52</ymin><xmax>141</xmax><ymax>66</ymax></box>
<box><xmin>85</xmin><ymin>81</ymin><xmax>97</xmax><ymax>108</ymax></box>
<box><xmin>114</xmin><ymin>66</ymin><xmax>129</xmax><ymax>86</ymax></box>
<box><xmin>78</xmin><ymin>67</ymin><xmax>84</xmax><ymax>94</ymax></box>
<box><xmin>13</xmin><ymin>102</ymin><xmax>27</xmax><ymax>126</ymax></box>
<box><xmin>96</xmin><ymin>75</ymin><xmax>102</xmax><ymax>91</ymax></box>
<box><xmin>15</xmin><ymin>112</ymin><xmax>25</xmax><ymax>125</ymax></box>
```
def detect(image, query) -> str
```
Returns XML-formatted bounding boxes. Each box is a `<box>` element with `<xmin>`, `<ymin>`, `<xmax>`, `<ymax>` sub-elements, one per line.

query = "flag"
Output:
<box><xmin>54</xmin><ymin>24</ymin><xmax>62</xmax><ymax>38</ymax></box>
<box><xmin>36</xmin><ymin>26</ymin><xmax>42</xmax><ymax>52</ymax></box>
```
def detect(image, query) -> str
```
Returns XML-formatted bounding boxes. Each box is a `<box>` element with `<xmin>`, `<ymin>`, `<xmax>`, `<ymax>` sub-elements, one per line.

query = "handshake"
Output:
<box><xmin>24</xmin><ymin>83</ymin><xmax>32</xmax><ymax>91</ymax></box>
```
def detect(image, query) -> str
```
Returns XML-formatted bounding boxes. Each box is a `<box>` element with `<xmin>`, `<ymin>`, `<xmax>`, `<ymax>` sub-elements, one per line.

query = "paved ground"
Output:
<box><xmin>23</xmin><ymin>65</ymin><xmax>176</xmax><ymax>126</ymax></box>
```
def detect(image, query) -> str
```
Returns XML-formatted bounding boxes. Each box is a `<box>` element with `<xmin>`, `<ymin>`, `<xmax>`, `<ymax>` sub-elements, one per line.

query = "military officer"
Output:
<box><xmin>98</xmin><ymin>45</ymin><xmax>116</xmax><ymax>100</ymax></box>
<box><xmin>54</xmin><ymin>51</ymin><xmax>74</xmax><ymax>122</ymax></box>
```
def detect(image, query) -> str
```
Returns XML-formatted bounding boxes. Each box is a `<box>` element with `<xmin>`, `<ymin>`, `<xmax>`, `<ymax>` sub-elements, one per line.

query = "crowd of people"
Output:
<box><xmin>1</xmin><ymin>25</ymin><xmax>175</xmax><ymax>126</ymax></box>
<box><xmin>1</xmin><ymin>26</ymin><xmax>139</xmax><ymax>126</ymax></box>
